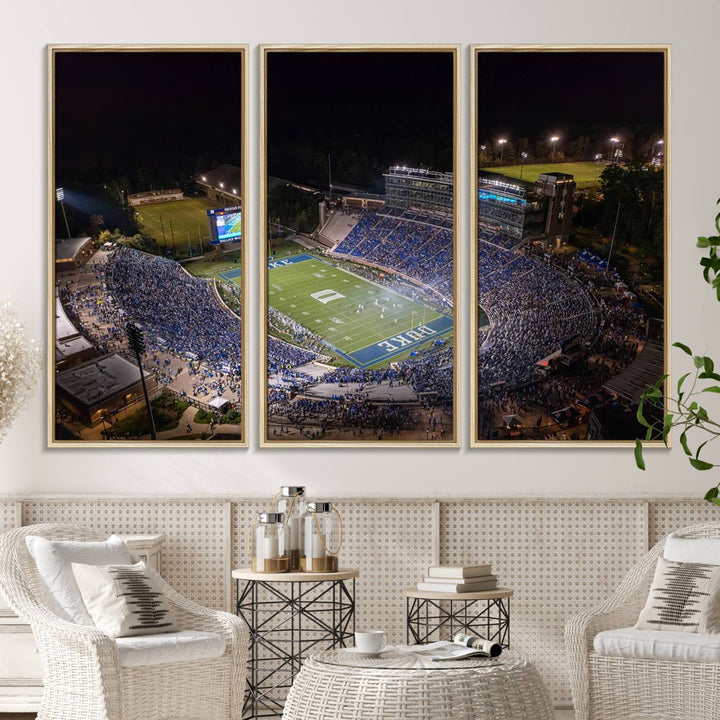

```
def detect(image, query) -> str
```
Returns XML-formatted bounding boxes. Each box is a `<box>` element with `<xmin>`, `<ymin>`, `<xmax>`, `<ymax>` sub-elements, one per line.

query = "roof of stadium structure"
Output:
<box><xmin>385</xmin><ymin>166</ymin><xmax>453</xmax><ymax>183</ymax></box>
<box><xmin>196</xmin><ymin>164</ymin><xmax>243</xmax><ymax>191</ymax></box>
<box><xmin>56</xmin><ymin>353</ymin><xmax>147</xmax><ymax>408</ymax></box>
<box><xmin>602</xmin><ymin>339</ymin><xmax>665</xmax><ymax>404</ymax></box>
<box><xmin>55</xmin><ymin>335</ymin><xmax>94</xmax><ymax>362</ymax></box>
<box><xmin>478</xmin><ymin>170</ymin><xmax>534</xmax><ymax>191</ymax></box>
<box><xmin>537</xmin><ymin>172</ymin><xmax>575</xmax><ymax>183</ymax></box>
<box><xmin>55</xmin><ymin>292</ymin><xmax>81</xmax><ymax>342</ymax></box>
<box><xmin>55</xmin><ymin>236</ymin><xmax>93</xmax><ymax>261</ymax></box>
<box><xmin>127</xmin><ymin>188</ymin><xmax>182</xmax><ymax>199</ymax></box>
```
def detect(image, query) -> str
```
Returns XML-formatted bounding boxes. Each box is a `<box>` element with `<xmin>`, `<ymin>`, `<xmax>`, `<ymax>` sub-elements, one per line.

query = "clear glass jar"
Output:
<box><xmin>251</xmin><ymin>513</ymin><xmax>290</xmax><ymax>573</ymax></box>
<box><xmin>276</xmin><ymin>486</ymin><xmax>306</xmax><ymax>571</ymax></box>
<box><xmin>301</xmin><ymin>501</ymin><xmax>342</xmax><ymax>573</ymax></box>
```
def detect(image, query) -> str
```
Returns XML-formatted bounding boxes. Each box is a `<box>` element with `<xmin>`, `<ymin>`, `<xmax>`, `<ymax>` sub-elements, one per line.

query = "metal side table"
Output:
<box><xmin>404</xmin><ymin>587</ymin><xmax>513</xmax><ymax>647</ymax></box>
<box><xmin>234</xmin><ymin>568</ymin><xmax>359</xmax><ymax>719</ymax></box>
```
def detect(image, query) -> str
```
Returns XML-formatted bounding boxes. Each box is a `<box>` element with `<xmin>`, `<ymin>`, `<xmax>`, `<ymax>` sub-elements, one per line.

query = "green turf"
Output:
<box><xmin>184</xmin><ymin>250</ymin><xmax>243</xmax><ymax>280</ymax></box>
<box><xmin>135</xmin><ymin>198</ymin><xmax>221</xmax><ymax>253</ymax></box>
<box><xmin>269</xmin><ymin>238</ymin><xmax>307</xmax><ymax>258</ymax></box>
<box><xmin>266</xmin><ymin>257</ymin><xmax>447</xmax><ymax>367</ymax></box>
<box><xmin>486</xmin><ymin>162</ymin><xmax>605</xmax><ymax>189</ymax></box>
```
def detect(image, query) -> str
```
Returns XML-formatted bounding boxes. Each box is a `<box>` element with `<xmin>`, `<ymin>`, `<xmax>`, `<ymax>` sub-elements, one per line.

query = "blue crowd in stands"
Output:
<box><xmin>267</xmin><ymin>336</ymin><xmax>317</xmax><ymax>373</ymax></box>
<box><xmin>109</xmin><ymin>248</ymin><xmax>243</xmax><ymax>373</ymax></box>
<box><xmin>333</xmin><ymin>208</ymin><xmax>454</xmax><ymax>299</ymax></box>
<box><xmin>475</xmin><ymin>236</ymin><xmax>597</xmax><ymax>389</ymax></box>
<box><xmin>267</xmin><ymin>389</ymin><xmax>415</xmax><ymax>438</ymax></box>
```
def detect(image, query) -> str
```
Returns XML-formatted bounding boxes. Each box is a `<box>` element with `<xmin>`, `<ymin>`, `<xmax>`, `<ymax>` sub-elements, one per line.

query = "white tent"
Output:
<box><xmin>209</xmin><ymin>397</ymin><xmax>230</xmax><ymax>413</ymax></box>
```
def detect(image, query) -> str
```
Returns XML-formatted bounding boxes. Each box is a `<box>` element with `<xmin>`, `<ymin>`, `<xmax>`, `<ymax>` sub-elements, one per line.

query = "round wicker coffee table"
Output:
<box><xmin>282</xmin><ymin>647</ymin><xmax>554</xmax><ymax>720</ymax></box>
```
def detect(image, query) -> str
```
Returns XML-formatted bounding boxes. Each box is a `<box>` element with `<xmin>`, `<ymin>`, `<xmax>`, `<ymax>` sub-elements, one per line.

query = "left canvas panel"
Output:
<box><xmin>49</xmin><ymin>47</ymin><xmax>248</xmax><ymax>446</ymax></box>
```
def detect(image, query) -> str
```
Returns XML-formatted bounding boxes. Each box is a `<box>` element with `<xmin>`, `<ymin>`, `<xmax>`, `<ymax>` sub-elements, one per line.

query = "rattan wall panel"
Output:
<box><xmin>22</xmin><ymin>500</ymin><xmax>227</xmax><ymax>610</ymax></box>
<box><xmin>0</xmin><ymin>502</ymin><xmax>18</xmax><ymax>531</ymax></box>
<box><xmin>231</xmin><ymin>498</ymin><xmax>271</xmax><ymax>599</ymax></box>
<box><xmin>338</xmin><ymin>500</ymin><xmax>434</xmax><ymax>644</ymax></box>
<box><xmin>649</xmin><ymin>500</ymin><xmax>720</xmax><ymax>544</ymax></box>
<box><xmin>440</xmin><ymin>500</ymin><xmax>645</xmax><ymax>704</ymax></box>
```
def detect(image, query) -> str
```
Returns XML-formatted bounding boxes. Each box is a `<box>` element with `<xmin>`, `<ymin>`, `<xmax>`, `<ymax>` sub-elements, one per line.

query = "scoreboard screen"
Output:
<box><xmin>207</xmin><ymin>206</ymin><xmax>242</xmax><ymax>244</ymax></box>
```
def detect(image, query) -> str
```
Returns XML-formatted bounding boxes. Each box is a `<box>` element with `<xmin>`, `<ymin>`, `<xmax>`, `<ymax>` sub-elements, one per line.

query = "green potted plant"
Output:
<box><xmin>635</xmin><ymin>200</ymin><xmax>720</xmax><ymax>505</ymax></box>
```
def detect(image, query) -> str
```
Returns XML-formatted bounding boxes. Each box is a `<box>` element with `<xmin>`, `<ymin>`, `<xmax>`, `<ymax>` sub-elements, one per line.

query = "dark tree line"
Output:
<box><xmin>598</xmin><ymin>163</ymin><xmax>664</xmax><ymax>256</ymax></box>
<box><xmin>268</xmin><ymin>134</ymin><xmax>453</xmax><ymax>194</ymax></box>
<box><xmin>574</xmin><ymin>163</ymin><xmax>664</xmax><ymax>260</ymax></box>
<box><xmin>267</xmin><ymin>185</ymin><xmax>320</xmax><ymax>235</ymax></box>
<box><xmin>478</xmin><ymin>125</ymin><xmax>663</xmax><ymax>167</ymax></box>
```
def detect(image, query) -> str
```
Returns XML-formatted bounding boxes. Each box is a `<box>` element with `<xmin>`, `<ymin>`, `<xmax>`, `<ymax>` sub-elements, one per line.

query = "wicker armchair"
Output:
<box><xmin>0</xmin><ymin>523</ymin><xmax>248</xmax><ymax>720</ymax></box>
<box><xmin>565</xmin><ymin>521</ymin><xmax>720</xmax><ymax>720</ymax></box>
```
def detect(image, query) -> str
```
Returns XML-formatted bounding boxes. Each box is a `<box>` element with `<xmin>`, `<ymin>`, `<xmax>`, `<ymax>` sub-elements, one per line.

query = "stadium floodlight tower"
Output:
<box><xmin>609</xmin><ymin>136</ymin><xmax>620</xmax><ymax>163</ymax></box>
<box><xmin>497</xmin><ymin>138</ymin><xmax>507</xmax><ymax>163</ymax></box>
<box><xmin>125</xmin><ymin>321</ymin><xmax>158</xmax><ymax>440</ymax></box>
<box><xmin>520</xmin><ymin>152</ymin><xmax>529</xmax><ymax>179</ymax></box>
<box><xmin>550</xmin><ymin>135</ymin><xmax>559</xmax><ymax>161</ymax></box>
<box><xmin>654</xmin><ymin>139</ymin><xmax>665</xmax><ymax>163</ymax></box>
<box><xmin>56</xmin><ymin>187</ymin><xmax>71</xmax><ymax>239</ymax></box>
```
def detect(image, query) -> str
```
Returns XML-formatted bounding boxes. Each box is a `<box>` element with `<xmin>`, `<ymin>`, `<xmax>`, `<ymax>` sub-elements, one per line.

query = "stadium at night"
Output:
<box><xmin>265</xmin><ymin>165</ymin><xmax>456</xmax><ymax>442</ymax></box>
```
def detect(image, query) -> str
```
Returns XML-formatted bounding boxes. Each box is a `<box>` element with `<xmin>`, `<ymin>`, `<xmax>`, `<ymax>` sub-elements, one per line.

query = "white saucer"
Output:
<box><xmin>343</xmin><ymin>647</ymin><xmax>390</xmax><ymax>657</ymax></box>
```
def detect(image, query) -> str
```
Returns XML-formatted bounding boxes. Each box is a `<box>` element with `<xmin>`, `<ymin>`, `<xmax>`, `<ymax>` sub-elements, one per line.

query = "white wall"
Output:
<box><xmin>1</xmin><ymin>0</ymin><xmax>718</xmax><ymax>498</ymax></box>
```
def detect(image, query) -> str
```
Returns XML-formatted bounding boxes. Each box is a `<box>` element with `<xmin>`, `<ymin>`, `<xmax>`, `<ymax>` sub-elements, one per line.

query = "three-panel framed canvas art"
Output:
<box><xmin>48</xmin><ymin>44</ymin><xmax>669</xmax><ymax>448</ymax></box>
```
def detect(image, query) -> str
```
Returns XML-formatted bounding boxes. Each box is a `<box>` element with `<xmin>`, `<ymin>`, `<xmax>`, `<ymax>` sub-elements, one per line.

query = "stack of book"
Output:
<box><xmin>416</xmin><ymin>564</ymin><xmax>498</xmax><ymax>593</ymax></box>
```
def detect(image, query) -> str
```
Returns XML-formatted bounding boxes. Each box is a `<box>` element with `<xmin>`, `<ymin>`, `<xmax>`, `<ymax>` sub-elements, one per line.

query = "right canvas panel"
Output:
<box><xmin>471</xmin><ymin>46</ymin><xmax>669</xmax><ymax>446</ymax></box>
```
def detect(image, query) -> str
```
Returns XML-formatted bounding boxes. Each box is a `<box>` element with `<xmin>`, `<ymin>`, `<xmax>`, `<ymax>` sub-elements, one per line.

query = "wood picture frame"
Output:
<box><xmin>48</xmin><ymin>45</ymin><xmax>248</xmax><ymax>447</ymax></box>
<box><xmin>470</xmin><ymin>45</ymin><xmax>670</xmax><ymax>447</ymax></box>
<box><xmin>260</xmin><ymin>45</ymin><xmax>460</xmax><ymax>447</ymax></box>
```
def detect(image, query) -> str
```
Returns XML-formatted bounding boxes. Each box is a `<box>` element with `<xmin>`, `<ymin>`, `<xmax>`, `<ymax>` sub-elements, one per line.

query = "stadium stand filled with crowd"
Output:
<box><xmin>109</xmin><ymin>248</ymin><xmax>243</xmax><ymax>371</ymax></box>
<box><xmin>332</xmin><ymin>208</ymin><xmax>454</xmax><ymax>300</ymax></box>
<box><xmin>475</xmin><ymin>236</ymin><xmax>598</xmax><ymax>389</ymax></box>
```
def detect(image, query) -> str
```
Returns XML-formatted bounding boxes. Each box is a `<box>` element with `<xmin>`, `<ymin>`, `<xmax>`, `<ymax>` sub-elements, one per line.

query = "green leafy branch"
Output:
<box><xmin>698</xmin><ymin>199</ymin><xmax>720</xmax><ymax>300</ymax></box>
<box><xmin>635</xmin><ymin>199</ymin><xmax>720</xmax><ymax>507</ymax></box>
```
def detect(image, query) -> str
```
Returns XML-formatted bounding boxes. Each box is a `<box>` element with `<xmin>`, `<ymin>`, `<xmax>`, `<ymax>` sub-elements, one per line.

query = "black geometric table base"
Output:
<box><xmin>406</xmin><ymin>595</ymin><xmax>510</xmax><ymax>648</ymax></box>
<box><xmin>236</xmin><ymin>576</ymin><xmax>356</xmax><ymax>719</ymax></box>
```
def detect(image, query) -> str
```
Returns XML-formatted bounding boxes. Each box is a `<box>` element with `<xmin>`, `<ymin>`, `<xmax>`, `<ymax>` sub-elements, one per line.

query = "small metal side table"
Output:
<box><xmin>404</xmin><ymin>587</ymin><xmax>513</xmax><ymax>648</ymax></box>
<box><xmin>233</xmin><ymin>568</ymin><xmax>359</xmax><ymax>719</ymax></box>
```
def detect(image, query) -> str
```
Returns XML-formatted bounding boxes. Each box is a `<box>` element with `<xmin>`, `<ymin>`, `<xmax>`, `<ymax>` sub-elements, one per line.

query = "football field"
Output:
<box><xmin>267</xmin><ymin>255</ymin><xmax>453</xmax><ymax>369</ymax></box>
<box><xmin>487</xmin><ymin>161</ymin><xmax>604</xmax><ymax>189</ymax></box>
<box><xmin>135</xmin><ymin>198</ymin><xmax>219</xmax><ymax>253</ymax></box>
<box><xmin>184</xmin><ymin>250</ymin><xmax>242</xmax><ymax>281</ymax></box>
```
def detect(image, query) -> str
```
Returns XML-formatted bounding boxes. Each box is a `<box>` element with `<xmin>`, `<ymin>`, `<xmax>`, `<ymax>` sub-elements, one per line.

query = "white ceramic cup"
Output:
<box><xmin>354</xmin><ymin>630</ymin><xmax>387</xmax><ymax>654</ymax></box>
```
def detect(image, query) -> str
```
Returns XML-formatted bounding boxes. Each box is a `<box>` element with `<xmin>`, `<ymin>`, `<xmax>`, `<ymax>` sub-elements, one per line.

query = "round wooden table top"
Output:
<box><xmin>232</xmin><ymin>568</ymin><xmax>360</xmax><ymax>582</ymax></box>
<box><xmin>403</xmin><ymin>587</ymin><xmax>514</xmax><ymax>601</ymax></box>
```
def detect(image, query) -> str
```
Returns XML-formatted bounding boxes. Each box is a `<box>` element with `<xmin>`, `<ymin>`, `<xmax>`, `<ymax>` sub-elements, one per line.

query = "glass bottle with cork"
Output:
<box><xmin>251</xmin><ymin>512</ymin><xmax>290</xmax><ymax>573</ymax></box>
<box><xmin>276</xmin><ymin>486</ymin><xmax>306</xmax><ymax>572</ymax></box>
<box><xmin>300</xmin><ymin>501</ymin><xmax>343</xmax><ymax>573</ymax></box>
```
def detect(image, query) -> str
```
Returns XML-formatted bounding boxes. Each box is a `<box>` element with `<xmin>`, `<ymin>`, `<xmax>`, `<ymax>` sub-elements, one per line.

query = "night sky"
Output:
<box><xmin>476</xmin><ymin>51</ymin><xmax>665</xmax><ymax>140</ymax></box>
<box><xmin>54</xmin><ymin>51</ymin><xmax>243</xmax><ymax>185</ymax></box>
<box><xmin>267</xmin><ymin>51</ymin><xmax>454</xmax><ymax>190</ymax></box>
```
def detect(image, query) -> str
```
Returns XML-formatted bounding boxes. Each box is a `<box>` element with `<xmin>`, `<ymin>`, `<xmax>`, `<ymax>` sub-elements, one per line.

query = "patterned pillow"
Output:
<box><xmin>635</xmin><ymin>557</ymin><xmax>720</xmax><ymax>633</ymax></box>
<box><xmin>71</xmin><ymin>561</ymin><xmax>178</xmax><ymax>638</ymax></box>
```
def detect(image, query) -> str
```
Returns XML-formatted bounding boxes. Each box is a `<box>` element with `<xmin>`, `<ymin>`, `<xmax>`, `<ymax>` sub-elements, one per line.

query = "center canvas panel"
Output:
<box><xmin>261</xmin><ymin>47</ymin><xmax>458</xmax><ymax>446</ymax></box>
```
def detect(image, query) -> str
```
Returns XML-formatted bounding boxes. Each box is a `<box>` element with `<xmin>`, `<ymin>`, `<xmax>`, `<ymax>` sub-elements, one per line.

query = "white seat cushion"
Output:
<box><xmin>595</xmin><ymin>627</ymin><xmax>720</xmax><ymax>663</ymax></box>
<box><xmin>115</xmin><ymin>630</ymin><xmax>226</xmax><ymax>668</ymax></box>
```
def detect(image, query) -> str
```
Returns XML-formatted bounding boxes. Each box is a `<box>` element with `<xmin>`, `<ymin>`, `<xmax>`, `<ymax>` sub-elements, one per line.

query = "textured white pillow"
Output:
<box><xmin>635</xmin><ymin>557</ymin><xmax>720</xmax><ymax>633</ymax></box>
<box><xmin>72</xmin><ymin>561</ymin><xmax>178</xmax><ymax>638</ymax></box>
<box><xmin>25</xmin><ymin>534</ymin><xmax>133</xmax><ymax>625</ymax></box>
<box><xmin>664</xmin><ymin>532</ymin><xmax>720</xmax><ymax>565</ymax></box>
